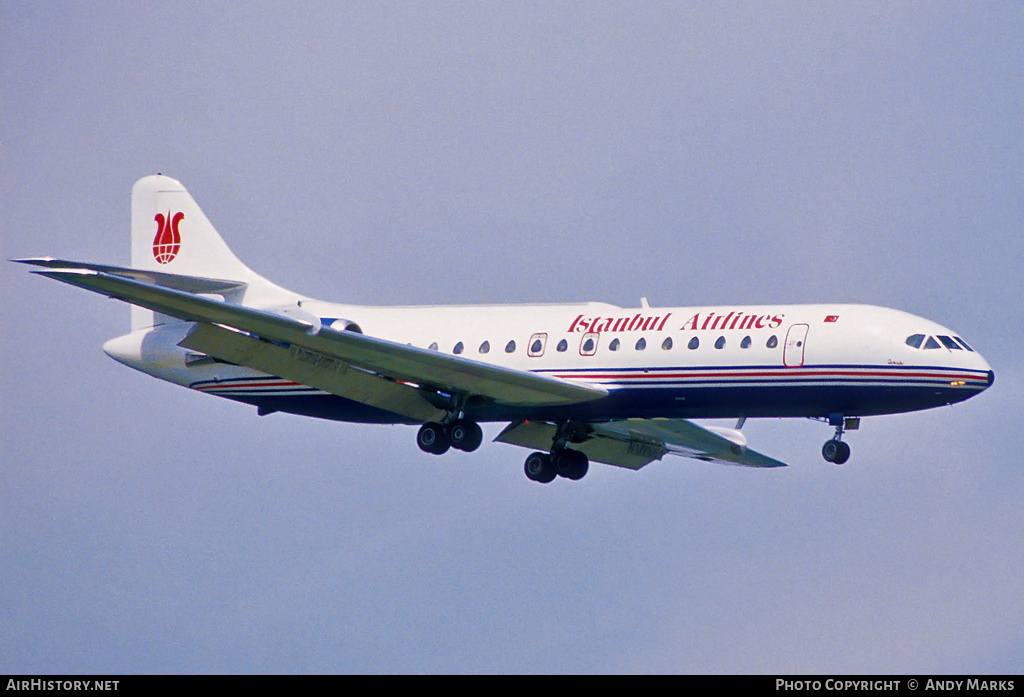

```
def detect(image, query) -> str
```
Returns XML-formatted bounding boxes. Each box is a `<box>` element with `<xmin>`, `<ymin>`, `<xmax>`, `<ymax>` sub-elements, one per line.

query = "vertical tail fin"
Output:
<box><xmin>130</xmin><ymin>175</ymin><xmax>295</xmax><ymax>329</ymax></box>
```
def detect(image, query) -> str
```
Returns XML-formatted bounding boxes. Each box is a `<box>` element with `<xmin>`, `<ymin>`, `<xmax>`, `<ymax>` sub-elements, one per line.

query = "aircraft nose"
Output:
<box><xmin>987</xmin><ymin>369</ymin><xmax>995</xmax><ymax>387</ymax></box>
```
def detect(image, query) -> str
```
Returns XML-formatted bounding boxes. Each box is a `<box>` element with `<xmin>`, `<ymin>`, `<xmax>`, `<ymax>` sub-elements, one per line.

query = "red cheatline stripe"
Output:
<box><xmin>551</xmin><ymin>367</ymin><xmax>987</xmax><ymax>382</ymax></box>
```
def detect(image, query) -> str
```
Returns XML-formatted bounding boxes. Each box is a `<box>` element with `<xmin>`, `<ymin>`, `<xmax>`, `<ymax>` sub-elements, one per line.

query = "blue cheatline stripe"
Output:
<box><xmin>187</xmin><ymin>363</ymin><xmax>989</xmax><ymax>401</ymax></box>
<box><xmin>536</xmin><ymin>363</ymin><xmax>989</xmax><ymax>388</ymax></box>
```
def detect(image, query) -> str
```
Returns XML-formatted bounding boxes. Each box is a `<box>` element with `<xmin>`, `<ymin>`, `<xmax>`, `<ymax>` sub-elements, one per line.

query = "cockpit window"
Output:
<box><xmin>954</xmin><ymin>336</ymin><xmax>975</xmax><ymax>352</ymax></box>
<box><xmin>923</xmin><ymin>336</ymin><xmax>941</xmax><ymax>349</ymax></box>
<box><xmin>937</xmin><ymin>335</ymin><xmax>961</xmax><ymax>350</ymax></box>
<box><xmin>905</xmin><ymin>334</ymin><xmax>925</xmax><ymax>349</ymax></box>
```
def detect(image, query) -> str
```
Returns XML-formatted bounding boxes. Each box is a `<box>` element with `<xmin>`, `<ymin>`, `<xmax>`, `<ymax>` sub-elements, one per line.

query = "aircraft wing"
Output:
<box><xmin>495</xmin><ymin>418</ymin><xmax>787</xmax><ymax>469</ymax></box>
<box><xmin>23</xmin><ymin>265</ymin><xmax>608</xmax><ymax>419</ymax></box>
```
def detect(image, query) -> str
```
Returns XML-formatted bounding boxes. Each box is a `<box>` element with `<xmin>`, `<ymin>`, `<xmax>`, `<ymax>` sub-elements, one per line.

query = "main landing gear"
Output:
<box><xmin>523</xmin><ymin>421</ymin><xmax>590</xmax><ymax>484</ymax></box>
<box><xmin>523</xmin><ymin>448</ymin><xmax>589</xmax><ymax>483</ymax></box>
<box><xmin>821</xmin><ymin>413</ymin><xmax>858</xmax><ymax>465</ymax></box>
<box><xmin>417</xmin><ymin>416</ymin><xmax>590</xmax><ymax>483</ymax></box>
<box><xmin>416</xmin><ymin>418</ymin><xmax>484</xmax><ymax>455</ymax></box>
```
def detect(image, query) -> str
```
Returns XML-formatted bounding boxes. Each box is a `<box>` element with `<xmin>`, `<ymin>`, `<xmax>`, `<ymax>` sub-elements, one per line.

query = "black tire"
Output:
<box><xmin>822</xmin><ymin>439</ymin><xmax>850</xmax><ymax>465</ymax></box>
<box><xmin>555</xmin><ymin>449</ymin><xmax>589</xmax><ymax>480</ymax></box>
<box><xmin>822</xmin><ymin>439</ymin><xmax>839</xmax><ymax>462</ymax></box>
<box><xmin>833</xmin><ymin>441</ymin><xmax>851</xmax><ymax>465</ymax></box>
<box><xmin>449</xmin><ymin>419</ymin><xmax>483</xmax><ymax>452</ymax></box>
<box><xmin>417</xmin><ymin>422</ymin><xmax>450</xmax><ymax>455</ymax></box>
<box><xmin>524</xmin><ymin>452</ymin><xmax>556</xmax><ymax>483</ymax></box>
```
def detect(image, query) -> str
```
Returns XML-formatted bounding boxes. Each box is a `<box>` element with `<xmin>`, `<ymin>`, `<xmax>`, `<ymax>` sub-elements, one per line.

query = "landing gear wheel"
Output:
<box><xmin>417</xmin><ymin>422</ymin><xmax>450</xmax><ymax>455</ymax></box>
<box><xmin>524</xmin><ymin>452</ymin><xmax>557</xmax><ymax>483</ymax></box>
<box><xmin>554</xmin><ymin>449</ymin><xmax>589</xmax><ymax>480</ymax></box>
<box><xmin>449</xmin><ymin>419</ymin><xmax>483</xmax><ymax>452</ymax></box>
<box><xmin>822</xmin><ymin>439</ymin><xmax>851</xmax><ymax>465</ymax></box>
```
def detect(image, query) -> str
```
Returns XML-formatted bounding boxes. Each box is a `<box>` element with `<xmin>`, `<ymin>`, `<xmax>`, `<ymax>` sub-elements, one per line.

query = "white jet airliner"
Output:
<box><xmin>17</xmin><ymin>175</ymin><xmax>994</xmax><ymax>482</ymax></box>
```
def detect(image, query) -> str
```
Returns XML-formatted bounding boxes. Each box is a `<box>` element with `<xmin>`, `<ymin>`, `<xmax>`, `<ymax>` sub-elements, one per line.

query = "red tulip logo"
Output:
<box><xmin>153</xmin><ymin>211</ymin><xmax>184</xmax><ymax>264</ymax></box>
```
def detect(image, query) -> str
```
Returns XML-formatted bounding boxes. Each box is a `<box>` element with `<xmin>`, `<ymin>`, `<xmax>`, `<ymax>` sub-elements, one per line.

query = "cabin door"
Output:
<box><xmin>784</xmin><ymin>324</ymin><xmax>809</xmax><ymax>368</ymax></box>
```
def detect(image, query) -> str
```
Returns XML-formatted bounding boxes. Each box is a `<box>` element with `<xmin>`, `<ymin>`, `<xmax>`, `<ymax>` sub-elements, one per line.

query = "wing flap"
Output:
<box><xmin>593</xmin><ymin>419</ymin><xmax>787</xmax><ymax>468</ymax></box>
<box><xmin>494</xmin><ymin>421</ymin><xmax>665</xmax><ymax>470</ymax></box>
<box><xmin>496</xmin><ymin>418</ymin><xmax>787</xmax><ymax>470</ymax></box>
<box><xmin>31</xmin><ymin>267</ymin><xmax>608</xmax><ymax>409</ymax></box>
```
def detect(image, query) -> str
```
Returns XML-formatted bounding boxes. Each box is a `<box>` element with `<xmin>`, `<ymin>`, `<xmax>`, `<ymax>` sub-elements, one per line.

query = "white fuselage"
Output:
<box><xmin>104</xmin><ymin>299</ymin><xmax>993</xmax><ymax>425</ymax></box>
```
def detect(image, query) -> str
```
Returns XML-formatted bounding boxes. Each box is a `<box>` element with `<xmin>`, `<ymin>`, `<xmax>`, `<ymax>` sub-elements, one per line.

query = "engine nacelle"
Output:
<box><xmin>327</xmin><ymin>319</ymin><xmax>363</xmax><ymax>334</ymax></box>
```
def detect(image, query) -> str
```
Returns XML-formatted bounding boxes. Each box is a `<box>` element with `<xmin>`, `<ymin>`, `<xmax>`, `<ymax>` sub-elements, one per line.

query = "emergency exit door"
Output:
<box><xmin>784</xmin><ymin>324</ymin><xmax>809</xmax><ymax>368</ymax></box>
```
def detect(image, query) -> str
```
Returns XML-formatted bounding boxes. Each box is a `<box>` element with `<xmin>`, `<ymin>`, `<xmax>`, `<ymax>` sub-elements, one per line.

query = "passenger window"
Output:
<box><xmin>479</xmin><ymin>341</ymin><xmax>490</xmax><ymax>354</ymax></box>
<box><xmin>905</xmin><ymin>334</ymin><xmax>925</xmax><ymax>349</ymax></box>
<box><xmin>923</xmin><ymin>336</ymin><xmax>941</xmax><ymax>349</ymax></box>
<box><xmin>662</xmin><ymin>337</ymin><xmax>673</xmax><ymax>350</ymax></box>
<box><xmin>609</xmin><ymin>338</ymin><xmax>620</xmax><ymax>351</ymax></box>
<box><xmin>557</xmin><ymin>339</ymin><xmax>568</xmax><ymax>352</ymax></box>
<box><xmin>453</xmin><ymin>341</ymin><xmax>464</xmax><ymax>355</ymax></box>
<box><xmin>741</xmin><ymin>336</ymin><xmax>752</xmax><ymax>349</ymax></box>
<box><xmin>635</xmin><ymin>337</ymin><xmax>647</xmax><ymax>351</ymax></box>
<box><xmin>767</xmin><ymin>335</ymin><xmax>778</xmax><ymax>349</ymax></box>
<box><xmin>715</xmin><ymin>336</ymin><xmax>725</xmax><ymax>349</ymax></box>
<box><xmin>580</xmin><ymin>332</ymin><xmax>599</xmax><ymax>356</ymax></box>
<box><xmin>687</xmin><ymin>336</ymin><xmax>699</xmax><ymax>350</ymax></box>
<box><xmin>528</xmin><ymin>333</ymin><xmax>547</xmax><ymax>357</ymax></box>
<box><xmin>937</xmin><ymin>335</ymin><xmax>961</xmax><ymax>350</ymax></box>
<box><xmin>505</xmin><ymin>340</ymin><xmax>516</xmax><ymax>353</ymax></box>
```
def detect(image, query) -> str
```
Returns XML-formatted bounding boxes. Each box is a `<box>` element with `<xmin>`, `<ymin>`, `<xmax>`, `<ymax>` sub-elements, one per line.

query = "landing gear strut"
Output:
<box><xmin>821</xmin><ymin>413</ymin><xmax>857</xmax><ymax>465</ymax></box>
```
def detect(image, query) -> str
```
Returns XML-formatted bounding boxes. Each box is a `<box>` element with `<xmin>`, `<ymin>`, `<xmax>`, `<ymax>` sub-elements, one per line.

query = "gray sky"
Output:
<box><xmin>3</xmin><ymin>2</ymin><xmax>1022</xmax><ymax>673</ymax></box>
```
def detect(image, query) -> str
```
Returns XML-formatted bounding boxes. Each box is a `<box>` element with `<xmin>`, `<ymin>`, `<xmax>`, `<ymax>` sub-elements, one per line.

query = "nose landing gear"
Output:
<box><xmin>821</xmin><ymin>414</ymin><xmax>858</xmax><ymax>465</ymax></box>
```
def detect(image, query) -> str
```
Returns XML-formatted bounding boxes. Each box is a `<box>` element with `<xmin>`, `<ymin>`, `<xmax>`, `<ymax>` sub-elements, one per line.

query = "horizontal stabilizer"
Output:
<box><xmin>13</xmin><ymin>258</ymin><xmax>247</xmax><ymax>295</ymax></box>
